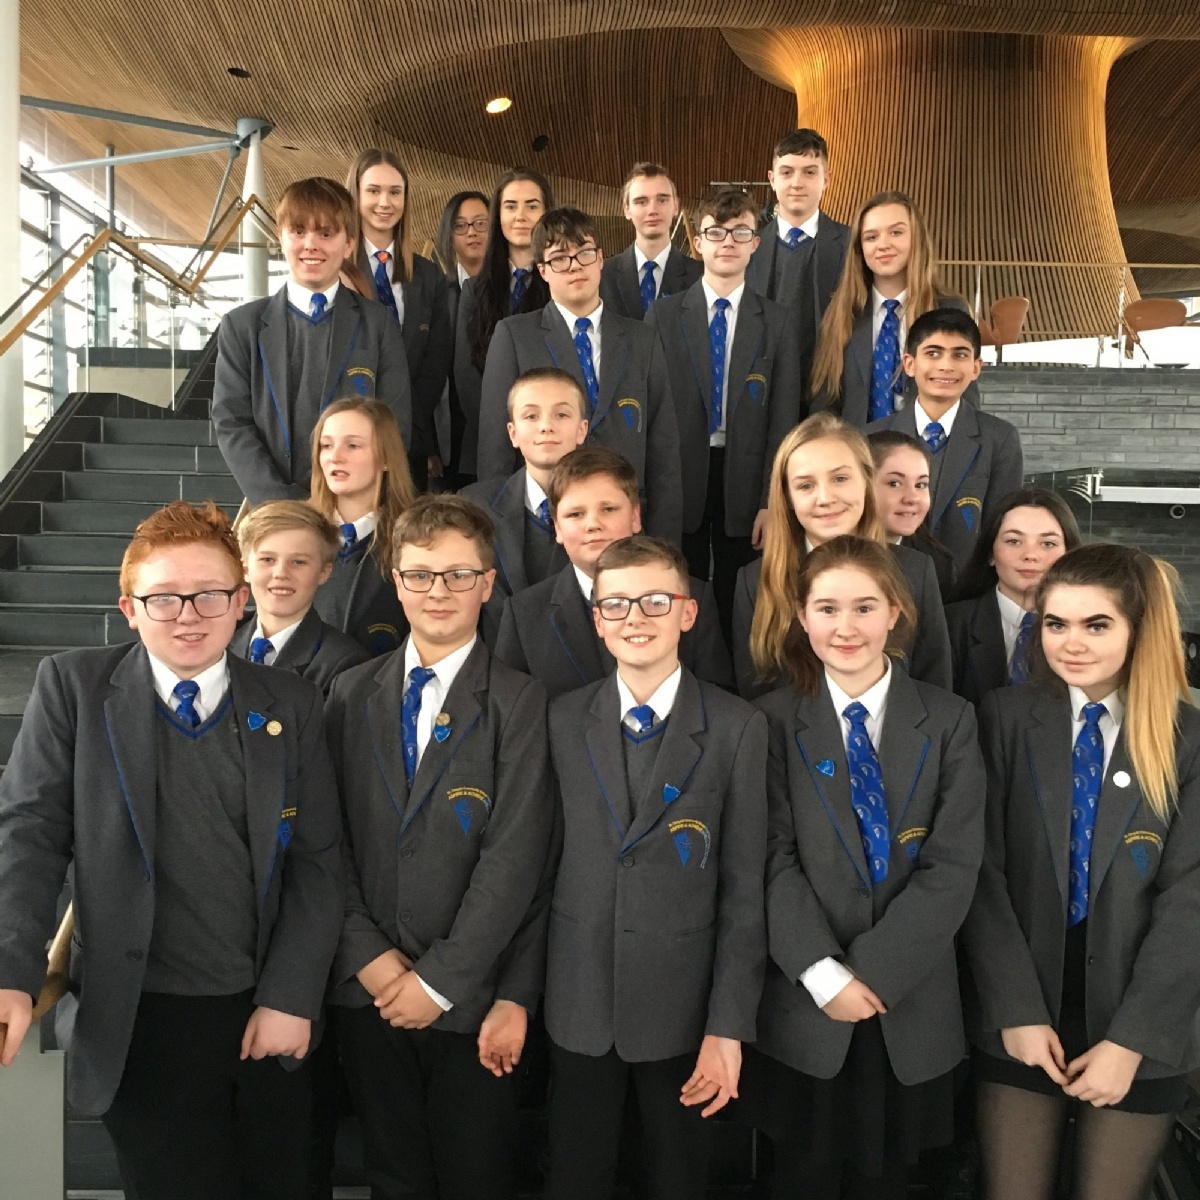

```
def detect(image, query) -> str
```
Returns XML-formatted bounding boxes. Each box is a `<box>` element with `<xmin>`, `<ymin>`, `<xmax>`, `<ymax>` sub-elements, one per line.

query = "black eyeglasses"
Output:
<box><xmin>452</xmin><ymin>217</ymin><xmax>489</xmax><ymax>234</ymax></box>
<box><xmin>595</xmin><ymin>592</ymin><xmax>688</xmax><ymax>620</ymax></box>
<box><xmin>133</xmin><ymin>589</ymin><xmax>241</xmax><ymax>621</ymax></box>
<box><xmin>544</xmin><ymin>246</ymin><xmax>600</xmax><ymax>273</ymax></box>
<box><xmin>396</xmin><ymin>569</ymin><xmax>487</xmax><ymax>593</ymax></box>
<box><xmin>699</xmin><ymin>225</ymin><xmax>756</xmax><ymax>243</ymax></box>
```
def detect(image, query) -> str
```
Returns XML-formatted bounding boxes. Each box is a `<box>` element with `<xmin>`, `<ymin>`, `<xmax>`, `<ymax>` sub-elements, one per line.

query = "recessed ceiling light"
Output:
<box><xmin>484</xmin><ymin>96</ymin><xmax>513</xmax><ymax>115</ymax></box>
<box><xmin>228</xmin><ymin>66</ymin><xmax>251</xmax><ymax>79</ymax></box>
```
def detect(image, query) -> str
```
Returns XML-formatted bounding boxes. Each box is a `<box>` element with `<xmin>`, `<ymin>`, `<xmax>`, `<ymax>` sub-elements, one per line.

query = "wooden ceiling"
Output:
<box><xmin>17</xmin><ymin>1</ymin><xmax>1200</xmax><ymax>277</ymax></box>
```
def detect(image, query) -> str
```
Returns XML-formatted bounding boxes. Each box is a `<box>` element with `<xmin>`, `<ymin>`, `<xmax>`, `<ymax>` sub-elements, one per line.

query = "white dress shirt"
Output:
<box><xmin>1068</xmin><ymin>686</ymin><xmax>1124</xmax><ymax>778</ymax></box>
<box><xmin>334</xmin><ymin>510</ymin><xmax>377</xmax><ymax>545</ymax></box>
<box><xmin>574</xmin><ymin>565</ymin><xmax>594</xmax><ymax>603</ymax></box>
<box><xmin>524</xmin><ymin>472</ymin><xmax>550</xmax><ymax>519</ymax></box>
<box><xmin>285</xmin><ymin>279</ymin><xmax>340</xmax><ymax>318</ymax></box>
<box><xmin>995</xmin><ymin>586</ymin><xmax>1032</xmax><ymax>668</ymax></box>
<box><xmin>776</xmin><ymin>211</ymin><xmax>820</xmax><ymax>244</ymax></box>
<box><xmin>401</xmin><ymin>634</ymin><xmax>479</xmax><ymax>1011</ymax></box>
<box><xmin>364</xmin><ymin>238</ymin><xmax>406</xmax><ymax>328</ymax></box>
<box><xmin>248</xmin><ymin>617</ymin><xmax>303</xmax><ymax>667</ymax></box>
<box><xmin>616</xmin><ymin>665</ymin><xmax>682</xmax><ymax>730</ymax></box>
<box><xmin>554</xmin><ymin>301</ymin><xmax>603</xmax><ymax>377</ymax></box>
<box><xmin>634</xmin><ymin>243</ymin><xmax>672</xmax><ymax>299</ymax></box>
<box><xmin>799</xmin><ymin>661</ymin><xmax>893</xmax><ymax>1008</ymax></box>
<box><xmin>147</xmin><ymin>652</ymin><xmax>230</xmax><ymax>724</ymax></box>
<box><xmin>701</xmin><ymin>280</ymin><xmax>745</xmax><ymax>447</ymax></box>
<box><xmin>457</xmin><ymin>262</ymin><xmax>471</xmax><ymax>288</ymax></box>
<box><xmin>913</xmin><ymin>399</ymin><xmax>961</xmax><ymax>441</ymax></box>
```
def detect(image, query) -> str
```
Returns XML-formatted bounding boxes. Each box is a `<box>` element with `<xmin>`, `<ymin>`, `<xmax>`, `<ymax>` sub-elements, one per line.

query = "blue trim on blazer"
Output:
<box><xmin>586</xmin><ymin>739</ymin><xmax>627</xmax><ymax>841</ymax></box>
<box><xmin>103</xmin><ymin>711</ymin><xmax>153</xmax><ymax>881</ymax></box>
<box><xmin>258</xmin><ymin>343</ymin><xmax>290</xmax><ymax>456</ymax></box>
<box><xmin>549</xmin><ymin>610</ymin><xmax>590</xmax><ymax>685</ymax></box>
<box><xmin>796</xmin><ymin>731</ymin><xmax>871</xmax><ymax>889</ymax></box>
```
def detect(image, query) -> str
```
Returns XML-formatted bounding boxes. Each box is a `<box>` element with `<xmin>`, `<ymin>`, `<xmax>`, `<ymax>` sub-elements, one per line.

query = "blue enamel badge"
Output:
<box><xmin>816</xmin><ymin>759</ymin><xmax>835</xmax><ymax>777</ymax></box>
<box><xmin>247</xmin><ymin>711</ymin><xmax>266</xmax><ymax>731</ymax></box>
<box><xmin>673</xmin><ymin>829</ymin><xmax>691</xmax><ymax>866</ymax></box>
<box><xmin>663</xmin><ymin>783</ymin><xmax>680</xmax><ymax>804</ymax></box>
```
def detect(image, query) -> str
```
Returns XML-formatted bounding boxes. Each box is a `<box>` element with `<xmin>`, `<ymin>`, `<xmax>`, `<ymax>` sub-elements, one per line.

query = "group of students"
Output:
<box><xmin>0</xmin><ymin>122</ymin><xmax>1198</xmax><ymax>1200</ymax></box>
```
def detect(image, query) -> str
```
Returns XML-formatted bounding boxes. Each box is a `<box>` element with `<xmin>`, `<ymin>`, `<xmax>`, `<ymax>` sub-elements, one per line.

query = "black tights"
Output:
<box><xmin>768</xmin><ymin>1139</ymin><xmax>908</xmax><ymax>1200</ymax></box>
<box><xmin>976</xmin><ymin>1081</ymin><xmax>1174</xmax><ymax>1200</ymax></box>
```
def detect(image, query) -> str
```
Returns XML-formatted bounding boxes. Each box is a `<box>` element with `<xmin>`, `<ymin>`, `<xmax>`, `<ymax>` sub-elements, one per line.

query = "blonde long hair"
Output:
<box><xmin>309</xmin><ymin>398</ymin><xmax>414</xmax><ymax>576</ymax></box>
<box><xmin>1038</xmin><ymin>543</ymin><xmax>1193</xmax><ymax>823</ymax></box>
<box><xmin>751</xmin><ymin>412</ymin><xmax>887</xmax><ymax>677</ymax></box>
<box><xmin>810</xmin><ymin>190</ymin><xmax>945</xmax><ymax>407</ymax></box>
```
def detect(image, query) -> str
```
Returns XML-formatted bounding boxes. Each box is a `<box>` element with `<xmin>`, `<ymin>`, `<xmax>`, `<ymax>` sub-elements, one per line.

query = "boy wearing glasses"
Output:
<box><xmin>646</xmin><ymin>187</ymin><xmax>801</xmax><ymax>642</ymax></box>
<box><xmin>0</xmin><ymin>501</ymin><xmax>343</xmax><ymax>1200</ymax></box>
<box><xmin>477</xmin><ymin>207</ymin><xmax>682</xmax><ymax>543</ymax></box>
<box><xmin>541</xmin><ymin>534</ymin><xmax>767</xmax><ymax>1200</ymax></box>
<box><xmin>325</xmin><ymin>494</ymin><xmax>553</xmax><ymax>1200</ymax></box>
<box><xmin>495</xmin><ymin>447</ymin><xmax>731</xmax><ymax>699</ymax></box>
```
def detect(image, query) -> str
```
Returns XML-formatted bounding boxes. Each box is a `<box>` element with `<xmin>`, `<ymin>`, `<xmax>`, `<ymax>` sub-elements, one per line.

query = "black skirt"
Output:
<box><xmin>739</xmin><ymin>1018</ymin><xmax>956</xmax><ymax>1179</ymax></box>
<box><xmin>973</xmin><ymin>919</ymin><xmax>1187</xmax><ymax>1115</ymax></box>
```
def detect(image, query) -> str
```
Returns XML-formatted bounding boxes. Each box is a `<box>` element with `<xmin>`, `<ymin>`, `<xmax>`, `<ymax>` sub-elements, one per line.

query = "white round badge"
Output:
<box><xmin>1113</xmin><ymin>770</ymin><xmax>1131</xmax><ymax>789</ymax></box>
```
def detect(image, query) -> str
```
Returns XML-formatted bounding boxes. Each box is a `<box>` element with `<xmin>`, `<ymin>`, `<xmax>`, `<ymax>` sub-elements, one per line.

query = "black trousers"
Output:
<box><xmin>544</xmin><ymin>1041</ymin><xmax>710</xmax><ymax>1200</ymax></box>
<box><xmin>336</xmin><ymin>1005</ymin><xmax>518</xmax><ymax>1200</ymax></box>
<box><xmin>680</xmin><ymin>447</ymin><xmax>758</xmax><ymax>648</ymax></box>
<box><xmin>101</xmin><ymin>991</ymin><xmax>314</xmax><ymax>1200</ymax></box>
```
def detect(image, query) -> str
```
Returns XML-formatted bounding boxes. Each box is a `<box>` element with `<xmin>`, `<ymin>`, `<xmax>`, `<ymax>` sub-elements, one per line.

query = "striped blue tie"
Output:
<box><xmin>843</xmin><ymin>701</ymin><xmax>891</xmax><ymax>884</ymax></box>
<box><xmin>401</xmin><ymin>666</ymin><xmax>437</xmax><ymax>787</ymax></box>
<box><xmin>1068</xmin><ymin>703</ymin><xmax>1107</xmax><ymax>926</ymax></box>
<box><xmin>310</xmin><ymin>292</ymin><xmax>327</xmax><ymax>322</ymax></box>
<box><xmin>249</xmin><ymin>637</ymin><xmax>273</xmax><ymax>665</ymax></box>
<box><xmin>373</xmin><ymin>252</ymin><xmax>400</xmax><ymax>321</ymax></box>
<box><xmin>785</xmin><ymin>227</ymin><xmax>808</xmax><ymax>250</ymax></box>
<box><xmin>869</xmin><ymin>299</ymin><xmax>901</xmax><ymax>421</ymax></box>
<box><xmin>1008</xmin><ymin>611</ymin><xmax>1038</xmax><ymax>684</ymax></box>
<box><xmin>574</xmin><ymin>317</ymin><xmax>599</xmax><ymax>410</ymax></box>
<box><xmin>639</xmin><ymin>261</ymin><xmax>657</xmax><ymax>313</ymax></box>
<box><xmin>709</xmin><ymin>298</ymin><xmax>730</xmax><ymax>436</ymax></box>
<box><xmin>511</xmin><ymin>268</ymin><xmax>529</xmax><ymax>312</ymax></box>
<box><xmin>923</xmin><ymin>421</ymin><xmax>947</xmax><ymax>455</ymax></box>
<box><xmin>626</xmin><ymin>705</ymin><xmax>657</xmax><ymax>733</ymax></box>
<box><xmin>338</xmin><ymin>523</ymin><xmax>358</xmax><ymax>560</ymax></box>
<box><xmin>172</xmin><ymin>680</ymin><xmax>201</xmax><ymax>730</ymax></box>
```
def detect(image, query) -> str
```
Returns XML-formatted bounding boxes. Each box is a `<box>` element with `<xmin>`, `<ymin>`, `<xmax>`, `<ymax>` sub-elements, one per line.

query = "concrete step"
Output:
<box><xmin>39</xmin><ymin>500</ymin><xmax>240</xmax><ymax>534</ymax></box>
<box><xmin>0</xmin><ymin>609</ymin><xmax>133</xmax><ymax>648</ymax></box>
<box><xmin>0</xmin><ymin>568</ymin><xmax>119</xmax><ymax>607</ymax></box>
<box><xmin>82</xmin><ymin>442</ymin><xmax>228</xmax><ymax>474</ymax></box>
<box><xmin>17</xmin><ymin>534</ymin><xmax>128</xmax><ymax>569</ymax></box>
<box><xmin>98</xmin><ymin>416</ymin><xmax>216</xmax><ymax>447</ymax></box>
<box><xmin>61</xmin><ymin>471</ymin><xmax>242</xmax><ymax>505</ymax></box>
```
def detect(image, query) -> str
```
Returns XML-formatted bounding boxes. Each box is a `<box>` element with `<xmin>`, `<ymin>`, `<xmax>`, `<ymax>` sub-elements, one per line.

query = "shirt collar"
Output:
<box><xmin>825</xmin><ymin>658</ymin><xmax>892</xmax><ymax>723</ymax></box>
<box><xmin>573</xmin><ymin>565</ymin><xmax>594</xmax><ymax>602</ymax></box>
<box><xmin>146</xmin><ymin>651</ymin><xmax>229</xmax><ymax>711</ymax></box>
<box><xmin>335</xmin><ymin>510</ymin><xmax>377</xmax><ymax>541</ymax></box>
<box><xmin>403</xmin><ymin>634</ymin><xmax>478</xmax><ymax>689</ymax></box>
<box><xmin>286</xmin><ymin>279</ymin><xmax>340</xmax><ymax>313</ymax></box>
<box><xmin>364</xmin><ymin>237</ymin><xmax>394</xmax><ymax>261</ymax></box>
<box><xmin>524</xmin><ymin>472</ymin><xmax>549</xmax><ymax>515</ymax></box>
<box><xmin>554</xmin><ymin>300</ymin><xmax>603</xmax><ymax>332</ymax></box>
<box><xmin>776</xmin><ymin>211</ymin><xmax>820</xmax><ymax>242</ymax></box>
<box><xmin>701</xmin><ymin>280</ymin><xmax>745</xmax><ymax>314</ymax></box>
<box><xmin>634</xmin><ymin>243</ymin><xmax>672</xmax><ymax>274</ymax></box>
<box><xmin>616</xmin><ymin>664</ymin><xmax>683</xmax><ymax>725</ymax></box>
<box><xmin>252</xmin><ymin>616</ymin><xmax>303</xmax><ymax>657</ymax></box>
<box><xmin>994</xmin><ymin>585</ymin><xmax>1030</xmax><ymax>636</ymax></box>
<box><xmin>872</xmin><ymin>286</ymin><xmax>907</xmax><ymax>316</ymax></box>
<box><xmin>1068</xmin><ymin>685</ymin><xmax>1124</xmax><ymax>727</ymax></box>
<box><xmin>456</xmin><ymin>262</ymin><xmax>471</xmax><ymax>287</ymax></box>
<box><xmin>914</xmin><ymin>398</ymin><xmax>961</xmax><ymax>438</ymax></box>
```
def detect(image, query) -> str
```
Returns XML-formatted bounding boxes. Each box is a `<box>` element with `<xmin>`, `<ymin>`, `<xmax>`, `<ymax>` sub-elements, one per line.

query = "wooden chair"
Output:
<box><xmin>978</xmin><ymin>296</ymin><xmax>1030</xmax><ymax>363</ymax></box>
<box><xmin>1123</xmin><ymin>297</ymin><xmax>1187</xmax><ymax>360</ymax></box>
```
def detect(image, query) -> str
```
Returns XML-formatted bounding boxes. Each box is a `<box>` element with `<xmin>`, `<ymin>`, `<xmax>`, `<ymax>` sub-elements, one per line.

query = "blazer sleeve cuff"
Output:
<box><xmin>333</xmin><ymin>927</ymin><xmax>397</xmax><ymax>989</ymax></box>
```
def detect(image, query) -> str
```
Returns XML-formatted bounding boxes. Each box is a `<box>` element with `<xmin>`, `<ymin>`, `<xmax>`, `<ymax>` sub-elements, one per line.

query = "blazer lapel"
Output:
<box><xmin>1088</xmin><ymin>734</ymin><xmax>1143</xmax><ymax>903</ymax></box>
<box><xmin>621</xmin><ymin>671</ymin><xmax>705</xmax><ymax>853</ymax></box>
<box><xmin>661</xmin><ymin>248</ymin><xmax>694</xmax><ymax>299</ymax></box>
<box><xmin>103</xmin><ymin>645</ymin><xmax>159</xmax><ymax>879</ymax></box>
<box><xmin>727</xmin><ymin>291</ymin><xmax>764</xmax><ymax>420</ymax></box>
<box><xmin>794</xmin><ymin>683</ymin><xmax>872</xmax><ymax>887</ymax></box>
<box><xmin>365</xmin><ymin>653</ymin><xmax>410</xmax><ymax>821</ymax></box>
<box><xmin>272</xmin><ymin>608</ymin><xmax>323</xmax><ymax>674</ymax></box>
<box><xmin>679</xmin><ymin>287</ymin><xmax>712</xmax><ymax>409</ymax></box>
<box><xmin>585</xmin><ymin>676</ymin><xmax>633</xmax><ymax>837</ymax></box>
<box><xmin>969</xmin><ymin>590</ymin><xmax>1008</xmax><ymax>692</ymax></box>
<box><xmin>541</xmin><ymin>303</ymin><xmax>581</xmax><ymax>382</ymax></box>
<box><xmin>491</xmin><ymin>470</ymin><xmax>532</xmax><ymax>594</ymax></box>
<box><xmin>229</xmin><ymin>620</ymin><xmax>253</xmax><ymax>661</ymax></box>
<box><xmin>320</xmin><ymin>290</ymin><xmax>362</xmax><ymax>411</ymax></box>
<box><xmin>594</xmin><ymin>311</ymin><xmax>628</xmax><ymax>431</ymax></box>
<box><xmin>549</xmin><ymin>567</ymin><xmax>611</xmax><ymax>685</ymax></box>
<box><xmin>616</xmin><ymin>246</ymin><xmax>643</xmax><ymax>317</ymax></box>
<box><xmin>1025</xmin><ymin>693</ymin><xmax>1074</xmax><ymax>914</ymax></box>
<box><xmin>931</xmin><ymin>403</ymin><xmax>981</xmax><ymax>528</ymax></box>
<box><xmin>876</xmin><ymin>668</ymin><xmax>932</xmax><ymax>833</ymax></box>
<box><xmin>815</xmin><ymin>215</ymin><xmax>847</xmax><ymax>311</ymax></box>
<box><xmin>849</xmin><ymin>308</ymin><xmax>873</xmax><ymax>391</ymax></box>
<box><xmin>256</xmin><ymin>288</ymin><xmax>291</xmax><ymax>455</ymax></box>
<box><xmin>748</xmin><ymin>227</ymin><xmax>776</xmax><ymax>296</ymax></box>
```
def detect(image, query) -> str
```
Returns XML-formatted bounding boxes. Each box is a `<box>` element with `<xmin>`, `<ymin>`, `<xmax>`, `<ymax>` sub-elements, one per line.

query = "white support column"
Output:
<box><xmin>0</xmin><ymin>1045</ymin><xmax>65</xmax><ymax>1199</ymax></box>
<box><xmin>0</xmin><ymin>0</ymin><xmax>26</xmax><ymax>472</ymax></box>
<box><xmin>238</xmin><ymin>116</ymin><xmax>270</xmax><ymax>303</ymax></box>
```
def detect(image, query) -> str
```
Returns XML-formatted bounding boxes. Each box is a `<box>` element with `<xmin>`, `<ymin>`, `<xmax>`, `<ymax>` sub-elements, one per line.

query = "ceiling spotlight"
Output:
<box><xmin>531</xmin><ymin>134</ymin><xmax>549</xmax><ymax>153</ymax></box>
<box><xmin>228</xmin><ymin>67</ymin><xmax>251</xmax><ymax>79</ymax></box>
<box><xmin>485</xmin><ymin>96</ymin><xmax>513</xmax><ymax>115</ymax></box>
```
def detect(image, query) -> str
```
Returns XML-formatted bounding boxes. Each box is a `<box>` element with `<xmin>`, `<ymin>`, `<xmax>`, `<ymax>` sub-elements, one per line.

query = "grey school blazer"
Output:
<box><xmin>963</xmin><ymin>686</ymin><xmax>1200</xmax><ymax>1078</ymax></box>
<box><xmin>866</xmin><ymin>402</ymin><xmax>1024</xmax><ymax>573</ymax></box>
<box><xmin>731</xmin><ymin>545</ymin><xmax>953</xmax><ymax>700</ymax></box>
<box><xmin>230</xmin><ymin>607</ymin><xmax>370</xmax><ymax>696</ymax></box>
<box><xmin>324</xmin><ymin>639</ymin><xmax>554</xmax><ymax>1031</ymax></box>
<box><xmin>213</xmin><ymin>284</ymin><xmax>412</xmax><ymax>504</ymax></box>
<box><xmin>646</xmin><ymin>282</ymin><xmax>803</xmax><ymax>537</ymax></box>
<box><xmin>545</xmin><ymin>669</ymin><xmax>767</xmax><ymax>1060</ymax></box>
<box><xmin>755</xmin><ymin>668</ymin><xmax>985</xmax><ymax>1083</ymax></box>
<box><xmin>0</xmin><ymin>643</ymin><xmax>344</xmax><ymax>1116</ymax></box>
<box><xmin>945</xmin><ymin>589</ymin><xmax>1008</xmax><ymax>708</ymax></box>
<box><xmin>599</xmin><ymin>244</ymin><xmax>703</xmax><ymax>321</ymax></box>
<box><xmin>477</xmin><ymin>303</ymin><xmax>683</xmax><ymax>542</ymax></box>
<box><xmin>814</xmin><ymin>295</ymin><xmax>981</xmax><ymax>426</ymax></box>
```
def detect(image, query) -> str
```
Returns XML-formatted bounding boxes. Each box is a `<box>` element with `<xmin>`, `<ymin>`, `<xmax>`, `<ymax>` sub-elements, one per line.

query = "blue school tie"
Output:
<box><xmin>338</xmin><ymin>523</ymin><xmax>358</xmax><ymax>560</ymax></box>
<box><xmin>843</xmin><ymin>701</ymin><xmax>891</xmax><ymax>884</ymax></box>
<box><xmin>785</xmin><ymin>227</ymin><xmax>808</xmax><ymax>250</ymax></box>
<box><xmin>709</xmin><ymin>298</ymin><xmax>730</xmax><ymax>436</ymax></box>
<box><xmin>1008</xmin><ymin>611</ymin><xmax>1037</xmax><ymax>685</ymax></box>
<box><xmin>373</xmin><ymin>251</ymin><xmax>400</xmax><ymax>322</ymax></box>
<box><xmin>923</xmin><ymin>421</ymin><xmax>947</xmax><ymax>455</ymax></box>
<box><xmin>1068</xmin><ymin>702</ymin><xmax>1107</xmax><ymax>926</ymax></box>
<box><xmin>573</xmin><ymin>317</ymin><xmax>600</xmax><ymax>410</ymax></box>
<box><xmin>310</xmin><ymin>292</ymin><xmax>327</xmax><ymax>322</ymax></box>
<box><xmin>625</xmin><ymin>705</ymin><xmax>657</xmax><ymax>733</ymax></box>
<box><xmin>511</xmin><ymin>268</ymin><xmax>529</xmax><ymax>312</ymax></box>
<box><xmin>401</xmin><ymin>666</ymin><xmax>437</xmax><ymax>787</ymax></box>
<box><xmin>869</xmin><ymin>299</ymin><xmax>901</xmax><ymax>421</ymax></box>
<box><xmin>172</xmin><ymin>680</ymin><xmax>201</xmax><ymax>730</ymax></box>
<box><xmin>640</xmin><ymin>261</ymin><xmax>657</xmax><ymax>313</ymax></box>
<box><xmin>249</xmin><ymin>637</ymin><xmax>273</xmax><ymax>665</ymax></box>
<box><xmin>535</xmin><ymin>498</ymin><xmax>551</xmax><ymax>528</ymax></box>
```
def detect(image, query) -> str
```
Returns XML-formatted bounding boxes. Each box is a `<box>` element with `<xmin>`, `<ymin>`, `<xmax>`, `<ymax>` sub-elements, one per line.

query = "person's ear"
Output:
<box><xmin>969</xmin><ymin>356</ymin><xmax>983</xmax><ymax>382</ymax></box>
<box><xmin>902</xmin><ymin>351</ymin><xmax>917</xmax><ymax>379</ymax></box>
<box><xmin>317</xmin><ymin>561</ymin><xmax>333</xmax><ymax>586</ymax></box>
<box><xmin>631</xmin><ymin>504</ymin><xmax>643</xmax><ymax>535</ymax></box>
<box><xmin>887</xmin><ymin>603</ymin><xmax>901</xmax><ymax>632</ymax></box>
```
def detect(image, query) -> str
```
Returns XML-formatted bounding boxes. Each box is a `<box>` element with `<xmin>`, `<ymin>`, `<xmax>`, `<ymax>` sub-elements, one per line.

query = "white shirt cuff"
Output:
<box><xmin>415</xmin><ymin>974</ymin><xmax>454</xmax><ymax>1012</ymax></box>
<box><xmin>800</xmin><ymin>958</ymin><xmax>854</xmax><ymax>1009</ymax></box>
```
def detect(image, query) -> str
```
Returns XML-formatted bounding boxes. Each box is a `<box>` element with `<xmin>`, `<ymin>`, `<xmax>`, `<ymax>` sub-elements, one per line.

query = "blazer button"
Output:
<box><xmin>400</xmin><ymin>847</ymin><xmax>414</xmax><ymax>860</ymax></box>
<box><xmin>622</xmin><ymin>855</ymin><xmax>635</xmax><ymax>867</ymax></box>
<box><xmin>399</xmin><ymin>911</ymin><xmax>413</xmax><ymax>923</ymax></box>
<box><xmin>126</xmin><ymin>948</ymin><xmax>143</xmax><ymax>962</ymax></box>
<box><xmin>857</xmin><ymin>886</ymin><xmax>870</xmax><ymax>898</ymax></box>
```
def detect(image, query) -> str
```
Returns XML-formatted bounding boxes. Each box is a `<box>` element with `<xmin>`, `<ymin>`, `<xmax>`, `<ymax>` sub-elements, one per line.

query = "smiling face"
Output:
<box><xmin>860</xmin><ymin>203</ymin><xmax>912</xmax><ymax>288</ymax></box>
<box><xmin>991</xmin><ymin>505</ymin><xmax>1068</xmax><ymax>607</ymax></box>
<box><xmin>873</xmin><ymin>445</ymin><xmax>930</xmax><ymax>539</ymax></box>
<box><xmin>280</xmin><ymin>216</ymin><xmax>352</xmax><ymax>294</ymax></box>
<box><xmin>118</xmin><ymin>543</ymin><xmax>248</xmax><ymax>678</ymax></box>
<box><xmin>243</xmin><ymin>528</ymin><xmax>332</xmax><ymax>635</ymax></box>
<box><xmin>507</xmin><ymin>377</ymin><xmax>588</xmax><ymax>470</ymax></box>
<box><xmin>553</xmin><ymin>475</ymin><xmax>642</xmax><ymax>575</ymax></box>
<box><xmin>767</xmin><ymin>152</ymin><xmax>829</xmax><ymax>225</ymax></box>
<box><xmin>623</xmin><ymin>173</ymin><xmax>679</xmax><ymax>242</ymax></box>
<box><xmin>903</xmin><ymin>330</ymin><xmax>982</xmax><ymax>413</ymax></box>
<box><xmin>798</xmin><ymin>564</ymin><xmax>898</xmax><ymax>695</ymax></box>
<box><xmin>499</xmin><ymin>180</ymin><xmax>546</xmax><ymax>250</ymax></box>
<box><xmin>1041</xmin><ymin>582</ymin><xmax>1132</xmax><ymax>701</ymax></box>
<box><xmin>358</xmin><ymin>162</ymin><xmax>406</xmax><ymax>247</ymax></box>
<box><xmin>317</xmin><ymin>410</ymin><xmax>380</xmax><ymax>515</ymax></box>
<box><xmin>786</xmin><ymin>437</ymin><xmax>868</xmax><ymax>545</ymax></box>
<box><xmin>592</xmin><ymin>561</ymin><xmax>697</xmax><ymax>674</ymax></box>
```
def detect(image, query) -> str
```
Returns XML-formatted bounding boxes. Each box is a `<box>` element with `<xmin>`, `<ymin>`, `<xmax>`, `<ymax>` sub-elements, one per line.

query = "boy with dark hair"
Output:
<box><xmin>647</xmin><ymin>186</ymin><xmax>801</xmax><ymax>640</ymax></box>
<box><xmin>542</xmin><ymin>533</ymin><xmax>767</xmax><ymax>1200</ymax></box>
<box><xmin>213</xmin><ymin>177</ymin><xmax>412</xmax><ymax>505</ymax></box>
<box><xmin>867</xmin><ymin>307</ymin><xmax>1023</xmax><ymax>572</ymax></box>
<box><xmin>600</xmin><ymin>163</ymin><xmax>702</xmax><ymax>320</ymax></box>
<box><xmin>494</xmin><ymin>447</ymin><xmax>732</xmax><ymax>698</ymax></box>
<box><xmin>326</xmin><ymin>493</ymin><xmax>553</xmax><ymax>1200</ymax></box>
<box><xmin>460</xmin><ymin>367</ymin><xmax>588</xmax><ymax>644</ymax></box>
<box><xmin>745</xmin><ymin>129</ymin><xmax>850</xmax><ymax>393</ymax></box>
<box><xmin>0</xmin><ymin>501</ymin><xmax>343</xmax><ymax>1200</ymax></box>
<box><xmin>477</xmin><ymin>207</ymin><xmax>682</xmax><ymax>542</ymax></box>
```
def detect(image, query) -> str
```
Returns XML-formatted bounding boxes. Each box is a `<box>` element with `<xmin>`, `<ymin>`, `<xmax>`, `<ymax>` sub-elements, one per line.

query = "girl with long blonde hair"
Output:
<box><xmin>964</xmin><ymin>542</ymin><xmax>1200</xmax><ymax>1200</ymax></box>
<box><xmin>731</xmin><ymin>411</ymin><xmax>951</xmax><ymax>699</ymax></box>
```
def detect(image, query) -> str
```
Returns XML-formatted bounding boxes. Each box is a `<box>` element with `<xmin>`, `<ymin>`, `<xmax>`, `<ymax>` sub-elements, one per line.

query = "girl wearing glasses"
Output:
<box><xmin>745</xmin><ymin>534</ymin><xmax>984</xmax><ymax>1200</ymax></box>
<box><xmin>347</xmin><ymin>149</ymin><xmax>453</xmax><ymax>493</ymax></box>
<box><xmin>310</xmin><ymin>398</ymin><xmax>414</xmax><ymax>656</ymax></box>
<box><xmin>809</xmin><ymin>192</ymin><xmax>978</xmax><ymax>425</ymax></box>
